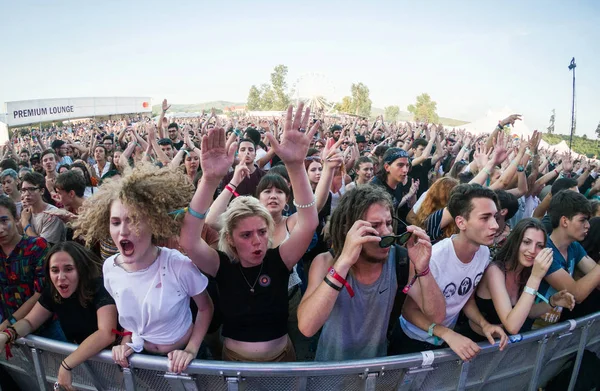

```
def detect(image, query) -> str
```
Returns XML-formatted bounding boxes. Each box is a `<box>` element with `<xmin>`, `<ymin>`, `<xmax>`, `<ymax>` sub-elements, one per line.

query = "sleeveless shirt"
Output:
<box><xmin>315</xmin><ymin>247</ymin><xmax>398</xmax><ymax>361</ymax></box>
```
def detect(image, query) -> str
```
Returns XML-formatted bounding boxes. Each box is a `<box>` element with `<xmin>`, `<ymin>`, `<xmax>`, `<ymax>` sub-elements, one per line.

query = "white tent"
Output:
<box><xmin>0</xmin><ymin>121</ymin><xmax>8</xmax><ymax>144</ymax></box>
<box><xmin>458</xmin><ymin>108</ymin><xmax>534</xmax><ymax>138</ymax></box>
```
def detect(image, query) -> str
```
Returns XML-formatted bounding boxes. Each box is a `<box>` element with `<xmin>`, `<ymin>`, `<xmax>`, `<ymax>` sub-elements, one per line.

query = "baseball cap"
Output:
<box><xmin>30</xmin><ymin>153</ymin><xmax>41</xmax><ymax>162</ymax></box>
<box><xmin>51</xmin><ymin>140</ymin><xmax>65</xmax><ymax>149</ymax></box>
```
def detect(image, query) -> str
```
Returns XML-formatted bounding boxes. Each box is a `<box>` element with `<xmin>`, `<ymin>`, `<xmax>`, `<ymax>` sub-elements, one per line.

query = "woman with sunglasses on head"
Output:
<box><xmin>74</xmin><ymin>163</ymin><xmax>214</xmax><ymax>374</ymax></box>
<box><xmin>180</xmin><ymin>104</ymin><xmax>319</xmax><ymax>362</ymax></box>
<box><xmin>465</xmin><ymin>218</ymin><xmax>575</xmax><ymax>338</ymax></box>
<box><xmin>1</xmin><ymin>242</ymin><xmax>117</xmax><ymax>391</ymax></box>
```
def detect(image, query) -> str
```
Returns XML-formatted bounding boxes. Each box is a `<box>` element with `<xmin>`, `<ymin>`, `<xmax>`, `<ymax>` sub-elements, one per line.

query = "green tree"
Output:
<box><xmin>351</xmin><ymin>82</ymin><xmax>372</xmax><ymax>117</ymax></box>
<box><xmin>271</xmin><ymin>65</ymin><xmax>291</xmax><ymax>110</ymax></box>
<box><xmin>334</xmin><ymin>96</ymin><xmax>353</xmax><ymax>113</ymax></box>
<box><xmin>259</xmin><ymin>83</ymin><xmax>275</xmax><ymax>110</ymax></box>
<box><xmin>595</xmin><ymin>121</ymin><xmax>600</xmax><ymax>139</ymax></box>
<box><xmin>407</xmin><ymin>93</ymin><xmax>439</xmax><ymax>123</ymax></box>
<box><xmin>384</xmin><ymin>105</ymin><xmax>400</xmax><ymax>122</ymax></box>
<box><xmin>247</xmin><ymin>85</ymin><xmax>261</xmax><ymax>110</ymax></box>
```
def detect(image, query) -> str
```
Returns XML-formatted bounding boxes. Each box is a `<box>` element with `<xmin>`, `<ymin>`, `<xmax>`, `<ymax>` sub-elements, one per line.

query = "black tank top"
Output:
<box><xmin>215</xmin><ymin>248</ymin><xmax>290</xmax><ymax>342</ymax></box>
<box><xmin>475</xmin><ymin>295</ymin><xmax>502</xmax><ymax>326</ymax></box>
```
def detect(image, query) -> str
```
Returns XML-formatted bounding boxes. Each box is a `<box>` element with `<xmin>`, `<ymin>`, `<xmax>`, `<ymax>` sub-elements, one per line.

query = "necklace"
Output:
<box><xmin>238</xmin><ymin>261</ymin><xmax>264</xmax><ymax>294</ymax></box>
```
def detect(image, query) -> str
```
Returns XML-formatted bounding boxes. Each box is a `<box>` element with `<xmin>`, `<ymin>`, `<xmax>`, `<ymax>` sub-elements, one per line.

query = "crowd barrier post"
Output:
<box><xmin>123</xmin><ymin>367</ymin><xmax>137</xmax><ymax>391</ymax></box>
<box><xmin>31</xmin><ymin>347</ymin><xmax>48</xmax><ymax>391</ymax></box>
<box><xmin>567</xmin><ymin>319</ymin><xmax>592</xmax><ymax>391</ymax></box>
<box><xmin>527</xmin><ymin>335</ymin><xmax>549</xmax><ymax>391</ymax></box>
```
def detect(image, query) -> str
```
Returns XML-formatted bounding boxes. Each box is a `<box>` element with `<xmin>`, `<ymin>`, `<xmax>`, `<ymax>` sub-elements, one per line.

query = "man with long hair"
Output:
<box><xmin>298</xmin><ymin>184</ymin><xmax>445</xmax><ymax>361</ymax></box>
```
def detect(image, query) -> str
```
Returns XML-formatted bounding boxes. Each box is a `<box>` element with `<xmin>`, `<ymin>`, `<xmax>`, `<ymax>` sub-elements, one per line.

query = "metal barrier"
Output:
<box><xmin>2</xmin><ymin>311</ymin><xmax>600</xmax><ymax>391</ymax></box>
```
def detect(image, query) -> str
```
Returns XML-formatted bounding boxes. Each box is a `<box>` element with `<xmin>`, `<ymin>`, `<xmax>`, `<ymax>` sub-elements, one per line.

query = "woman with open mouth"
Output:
<box><xmin>180</xmin><ymin>103</ymin><xmax>319</xmax><ymax>362</ymax></box>
<box><xmin>74</xmin><ymin>163</ymin><xmax>214</xmax><ymax>374</ymax></box>
<box><xmin>0</xmin><ymin>242</ymin><xmax>117</xmax><ymax>391</ymax></box>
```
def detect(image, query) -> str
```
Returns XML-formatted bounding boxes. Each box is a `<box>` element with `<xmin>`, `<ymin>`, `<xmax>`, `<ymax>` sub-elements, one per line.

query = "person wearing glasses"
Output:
<box><xmin>19</xmin><ymin>172</ymin><xmax>66</xmax><ymax>246</ymax></box>
<box><xmin>297</xmin><ymin>184</ymin><xmax>445</xmax><ymax>361</ymax></box>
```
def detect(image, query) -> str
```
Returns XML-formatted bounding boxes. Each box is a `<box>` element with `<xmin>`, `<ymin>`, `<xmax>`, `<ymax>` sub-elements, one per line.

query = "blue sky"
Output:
<box><xmin>1</xmin><ymin>0</ymin><xmax>599</xmax><ymax>138</ymax></box>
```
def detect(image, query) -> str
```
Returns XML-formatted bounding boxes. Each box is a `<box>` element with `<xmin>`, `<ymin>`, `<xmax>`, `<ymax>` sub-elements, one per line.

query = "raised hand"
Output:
<box><xmin>473</xmin><ymin>144</ymin><xmax>491</xmax><ymax>170</ymax></box>
<box><xmin>499</xmin><ymin>114</ymin><xmax>522</xmax><ymax>127</ymax></box>
<box><xmin>337</xmin><ymin>220</ymin><xmax>382</xmax><ymax>268</ymax></box>
<box><xmin>492</xmin><ymin>133</ymin><xmax>509</xmax><ymax>166</ymax></box>
<box><xmin>230</xmin><ymin>163</ymin><xmax>250</xmax><ymax>186</ymax></box>
<box><xmin>162</xmin><ymin>99</ymin><xmax>171</xmax><ymax>113</ymax></box>
<box><xmin>265</xmin><ymin>103</ymin><xmax>319</xmax><ymax>166</ymax></box>
<box><xmin>200</xmin><ymin>127</ymin><xmax>238</xmax><ymax>182</ymax></box>
<box><xmin>531</xmin><ymin>248</ymin><xmax>553</xmax><ymax>279</ymax></box>
<box><xmin>562</xmin><ymin>154</ymin><xmax>573</xmax><ymax>172</ymax></box>
<box><xmin>405</xmin><ymin>226</ymin><xmax>432</xmax><ymax>272</ymax></box>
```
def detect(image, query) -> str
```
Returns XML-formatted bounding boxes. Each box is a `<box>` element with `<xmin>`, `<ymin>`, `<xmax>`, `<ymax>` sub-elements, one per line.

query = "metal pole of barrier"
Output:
<box><xmin>123</xmin><ymin>367</ymin><xmax>138</xmax><ymax>391</ymax></box>
<box><xmin>475</xmin><ymin>348</ymin><xmax>508</xmax><ymax>391</ymax></box>
<box><xmin>456</xmin><ymin>360</ymin><xmax>470</xmax><ymax>391</ymax></box>
<box><xmin>528</xmin><ymin>337</ymin><xmax>549</xmax><ymax>391</ymax></box>
<box><xmin>80</xmin><ymin>362</ymin><xmax>107</xmax><ymax>391</ymax></box>
<box><xmin>30</xmin><ymin>348</ymin><xmax>48</xmax><ymax>391</ymax></box>
<box><xmin>363</xmin><ymin>372</ymin><xmax>379</xmax><ymax>391</ymax></box>
<box><xmin>567</xmin><ymin>323</ymin><xmax>590</xmax><ymax>391</ymax></box>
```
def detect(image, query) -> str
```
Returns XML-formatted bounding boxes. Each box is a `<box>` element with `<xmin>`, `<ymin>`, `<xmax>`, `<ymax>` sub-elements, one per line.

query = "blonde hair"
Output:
<box><xmin>218</xmin><ymin>196</ymin><xmax>274</xmax><ymax>261</ymax></box>
<box><xmin>74</xmin><ymin>163</ymin><xmax>195</xmax><ymax>246</ymax></box>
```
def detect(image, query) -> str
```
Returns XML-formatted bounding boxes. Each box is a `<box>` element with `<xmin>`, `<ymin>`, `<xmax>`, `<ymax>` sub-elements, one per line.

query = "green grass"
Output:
<box><xmin>541</xmin><ymin>133</ymin><xmax>599</xmax><ymax>158</ymax></box>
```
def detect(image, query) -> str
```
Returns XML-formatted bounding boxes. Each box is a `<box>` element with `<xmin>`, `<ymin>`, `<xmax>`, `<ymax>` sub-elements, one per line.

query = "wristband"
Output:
<box><xmin>328</xmin><ymin>267</ymin><xmax>354</xmax><ymax>298</ymax></box>
<box><xmin>403</xmin><ymin>266</ymin><xmax>430</xmax><ymax>294</ymax></box>
<box><xmin>428</xmin><ymin>322</ymin><xmax>437</xmax><ymax>337</ymax></box>
<box><xmin>483</xmin><ymin>167</ymin><xmax>492</xmax><ymax>176</ymax></box>
<box><xmin>517</xmin><ymin>165</ymin><xmax>525</xmax><ymax>172</ymax></box>
<box><xmin>524</xmin><ymin>286</ymin><xmax>553</xmax><ymax>307</ymax></box>
<box><xmin>187</xmin><ymin>205</ymin><xmax>209</xmax><ymax>220</ymax></box>
<box><xmin>323</xmin><ymin>276</ymin><xmax>342</xmax><ymax>292</ymax></box>
<box><xmin>8</xmin><ymin>317</ymin><xmax>16</xmax><ymax>325</ymax></box>
<box><xmin>23</xmin><ymin>224</ymin><xmax>31</xmax><ymax>233</ymax></box>
<box><xmin>225</xmin><ymin>185</ymin><xmax>239</xmax><ymax>197</ymax></box>
<box><xmin>61</xmin><ymin>360</ymin><xmax>73</xmax><ymax>371</ymax></box>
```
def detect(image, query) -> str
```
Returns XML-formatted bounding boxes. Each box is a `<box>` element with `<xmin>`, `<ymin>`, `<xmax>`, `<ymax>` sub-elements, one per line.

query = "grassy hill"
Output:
<box><xmin>151</xmin><ymin>101</ymin><xmax>245</xmax><ymax>115</ymax></box>
<box><xmin>542</xmin><ymin>133</ymin><xmax>599</xmax><ymax>158</ymax></box>
<box><xmin>370</xmin><ymin>107</ymin><xmax>469</xmax><ymax>126</ymax></box>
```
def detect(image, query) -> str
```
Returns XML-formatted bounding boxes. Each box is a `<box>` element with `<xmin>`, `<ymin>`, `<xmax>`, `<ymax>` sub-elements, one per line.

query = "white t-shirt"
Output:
<box><xmin>103</xmin><ymin>247</ymin><xmax>208</xmax><ymax>352</ymax></box>
<box><xmin>255</xmin><ymin>148</ymin><xmax>271</xmax><ymax>170</ymax></box>
<box><xmin>412</xmin><ymin>190</ymin><xmax>429</xmax><ymax>214</ymax></box>
<box><xmin>401</xmin><ymin>236</ymin><xmax>490</xmax><ymax>345</ymax></box>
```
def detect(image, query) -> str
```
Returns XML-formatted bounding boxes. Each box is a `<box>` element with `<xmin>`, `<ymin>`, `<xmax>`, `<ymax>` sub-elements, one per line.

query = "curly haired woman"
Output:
<box><xmin>74</xmin><ymin>163</ymin><xmax>213</xmax><ymax>374</ymax></box>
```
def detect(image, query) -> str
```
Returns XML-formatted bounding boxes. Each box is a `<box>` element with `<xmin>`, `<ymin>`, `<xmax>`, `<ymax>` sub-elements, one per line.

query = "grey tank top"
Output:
<box><xmin>315</xmin><ymin>247</ymin><xmax>398</xmax><ymax>361</ymax></box>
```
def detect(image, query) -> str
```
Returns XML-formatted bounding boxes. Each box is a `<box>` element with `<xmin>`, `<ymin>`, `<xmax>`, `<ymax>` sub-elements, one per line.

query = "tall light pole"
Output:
<box><xmin>568</xmin><ymin>57</ymin><xmax>576</xmax><ymax>150</ymax></box>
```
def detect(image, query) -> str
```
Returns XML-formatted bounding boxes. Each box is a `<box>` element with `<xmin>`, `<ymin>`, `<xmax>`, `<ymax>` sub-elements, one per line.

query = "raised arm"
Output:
<box><xmin>403</xmin><ymin>226</ymin><xmax>446</xmax><ymax>323</ymax></box>
<box><xmin>179</xmin><ymin>128</ymin><xmax>238</xmax><ymax>277</ymax></box>
<box><xmin>266</xmin><ymin>104</ymin><xmax>320</xmax><ymax>269</ymax></box>
<box><xmin>204</xmin><ymin>164</ymin><xmax>249</xmax><ymax>231</ymax></box>
<box><xmin>412</xmin><ymin>127</ymin><xmax>437</xmax><ymax>167</ymax></box>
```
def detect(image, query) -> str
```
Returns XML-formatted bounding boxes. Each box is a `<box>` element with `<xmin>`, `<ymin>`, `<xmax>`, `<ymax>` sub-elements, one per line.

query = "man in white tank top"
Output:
<box><xmin>397</xmin><ymin>184</ymin><xmax>509</xmax><ymax>361</ymax></box>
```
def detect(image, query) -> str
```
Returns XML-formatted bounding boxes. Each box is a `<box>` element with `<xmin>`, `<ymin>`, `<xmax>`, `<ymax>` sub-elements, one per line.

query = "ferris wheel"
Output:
<box><xmin>291</xmin><ymin>73</ymin><xmax>337</xmax><ymax>115</ymax></box>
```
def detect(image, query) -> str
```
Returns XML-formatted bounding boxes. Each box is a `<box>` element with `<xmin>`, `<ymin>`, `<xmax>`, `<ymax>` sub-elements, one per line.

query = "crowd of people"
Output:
<box><xmin>1</xmin><ymin>99</ymin><xmax>600</xmax><ymax>390</ymax></box>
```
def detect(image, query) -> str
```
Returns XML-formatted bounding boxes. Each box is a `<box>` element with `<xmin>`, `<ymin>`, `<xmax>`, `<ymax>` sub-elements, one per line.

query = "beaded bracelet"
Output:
<box><xmin>293</xmin><ymin>197</ymin><xmax>316</xmax><ymax>209</ymax></box>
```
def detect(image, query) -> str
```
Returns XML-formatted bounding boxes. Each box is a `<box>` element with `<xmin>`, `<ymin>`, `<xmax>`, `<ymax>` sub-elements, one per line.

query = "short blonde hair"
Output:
<box><xmin>74</xmin><ymin>163</ymin><xmax>195</xmax><ymax>246</ymax></box>
<box><xmin>218</xmin><ymin>196</ymin><xmax>274</xmax><ymax>261</ymax></box>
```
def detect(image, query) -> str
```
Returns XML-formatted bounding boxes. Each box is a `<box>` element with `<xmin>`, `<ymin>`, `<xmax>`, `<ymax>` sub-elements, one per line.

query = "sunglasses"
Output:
<box><xmin>378</xmin><ymin>217</ymin><xmax>412</xmax><ymax>248</ymax></box>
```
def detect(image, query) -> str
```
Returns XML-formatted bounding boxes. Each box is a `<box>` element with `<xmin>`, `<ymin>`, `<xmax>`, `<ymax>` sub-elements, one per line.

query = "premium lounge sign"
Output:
<box><xmin>5</xmin><ymin>97</ymin><xmax>152</xmax><ymax>127</ymax></box>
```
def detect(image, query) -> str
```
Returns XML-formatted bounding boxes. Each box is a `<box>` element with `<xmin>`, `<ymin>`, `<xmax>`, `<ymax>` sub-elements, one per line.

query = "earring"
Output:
<box><xmin>284</xmin><ymin>204</ymin><xmax>290</xmax><ymax>212</ymax></box>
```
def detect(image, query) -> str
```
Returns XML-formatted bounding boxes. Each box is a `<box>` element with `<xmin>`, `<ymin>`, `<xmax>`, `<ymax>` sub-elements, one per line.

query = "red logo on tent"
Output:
<box><xmin>142</xmin><ymin>102</ymin><xmax>149</xmax><ymax>108</ymax></box>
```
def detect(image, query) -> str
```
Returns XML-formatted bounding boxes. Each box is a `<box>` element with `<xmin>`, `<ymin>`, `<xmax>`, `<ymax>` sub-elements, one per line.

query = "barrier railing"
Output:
<box><xmin>2</xmin><ymin>311</ymin><xmax>600</xmax><ymax>391</ymax></box>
